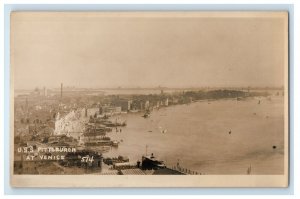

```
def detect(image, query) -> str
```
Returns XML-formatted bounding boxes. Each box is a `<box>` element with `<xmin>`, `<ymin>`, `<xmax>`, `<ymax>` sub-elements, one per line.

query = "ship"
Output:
<box><xmin>141</xmin><ymin>153</ymin><xmax>166</xmax><ymax>170</ymax></box>
<box><xmin>84</xmin><ymin>139</ymin><xmax>112</xmax><ymax>147</ymax></box>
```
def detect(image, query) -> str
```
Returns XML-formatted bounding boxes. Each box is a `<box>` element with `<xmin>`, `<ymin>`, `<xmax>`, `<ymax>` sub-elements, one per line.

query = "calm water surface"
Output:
<box><xmin>104</xmin><ymin>96</ymin><xmax>284</xmax><ymax>175</ymax></box>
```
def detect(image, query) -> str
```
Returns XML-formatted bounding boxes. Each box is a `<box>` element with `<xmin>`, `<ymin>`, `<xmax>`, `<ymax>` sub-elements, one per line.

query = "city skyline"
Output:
<box><xmin>13</xmin><ymin>83</ymin><xmax>287</xmax><ymax>91</ymax></box>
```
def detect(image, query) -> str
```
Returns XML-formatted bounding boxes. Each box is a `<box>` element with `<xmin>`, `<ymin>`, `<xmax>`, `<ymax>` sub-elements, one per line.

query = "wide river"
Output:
<box><xmin>104</xmin><ymin>96</ymin><xmax>284</xmax><ymax>175</ymax></box>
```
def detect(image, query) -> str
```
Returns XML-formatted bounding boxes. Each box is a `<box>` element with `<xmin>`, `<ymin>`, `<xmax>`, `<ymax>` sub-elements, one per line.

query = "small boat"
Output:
<box><xmin>112</xmin><ymin>140</ymin><xmax>119</xmax><ymax>147</ymax></box>
<box><xmin>142</xmin><ymin>109</ymin><xmax>151</xmax><ymax>118</ymax></box>
<box><xmin>142</xmin><ymin>113</ymin><xmax>150</xmax><ymax>118</ymax></box>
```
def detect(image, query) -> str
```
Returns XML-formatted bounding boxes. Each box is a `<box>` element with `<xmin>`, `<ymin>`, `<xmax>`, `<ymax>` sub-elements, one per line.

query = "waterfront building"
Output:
<box><xmin>127</xmin><ymin>100</ymin><xmax>132</xmax><ymax>111</ymax></box>
<box><xmin>145</xmin><ymin>101</ymin><xmax>150</xmax><ymax>110</ymax></box>
<box><xmin>165</xmin><ymin>98</ymin><xmax>169</xmax><ymax>106</ymax></box>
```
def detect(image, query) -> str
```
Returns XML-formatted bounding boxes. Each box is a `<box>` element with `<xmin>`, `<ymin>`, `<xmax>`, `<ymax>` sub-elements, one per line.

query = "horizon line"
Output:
<box><xmin>14</xmin><ymin>85</ymin><xmax>285</xmax><ymax>91</ymax></box>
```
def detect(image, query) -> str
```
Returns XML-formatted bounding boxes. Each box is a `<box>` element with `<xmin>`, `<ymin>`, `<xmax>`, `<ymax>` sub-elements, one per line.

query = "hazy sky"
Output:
<box><xmin>11</xmin><ymin>12</ymin><xmax>287</xmax><ymax>89</ymax></box>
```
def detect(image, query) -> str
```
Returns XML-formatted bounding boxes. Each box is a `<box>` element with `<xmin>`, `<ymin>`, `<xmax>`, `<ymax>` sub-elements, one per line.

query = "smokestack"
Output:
<box><xmin>60</xmin><ymin>83</ymin><xmax>63</xmax><ymax>99</ymax></box>
<box><xmin>25</xmin><ymin>97</ymin><xmax>28</xmax><ymax>117</ymax></box>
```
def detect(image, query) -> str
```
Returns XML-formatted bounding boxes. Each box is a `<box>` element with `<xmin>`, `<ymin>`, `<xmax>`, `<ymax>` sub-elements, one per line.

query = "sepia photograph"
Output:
<box><xmin>10</xmin><ymin>11</ymin><xmax>289</xmax><ymax>187</ymax></box>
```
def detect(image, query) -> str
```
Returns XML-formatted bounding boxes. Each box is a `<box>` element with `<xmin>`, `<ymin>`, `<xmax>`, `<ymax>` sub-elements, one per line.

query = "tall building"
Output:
<box><xmin>128</xmin><ymin>100</ymin><xmax>132</xmax><ymax>111</ymax></box>
<box><xmin>99</xmin><ymin>104</ymin><xmax>103</xmax><ymax>115</ymax></box>
<box><xmin>43</xmin><ymin>87</ymin><xmax>48</xmax><ymax>97</ymax></box>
